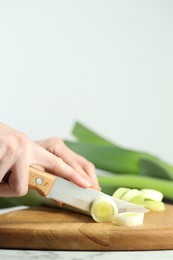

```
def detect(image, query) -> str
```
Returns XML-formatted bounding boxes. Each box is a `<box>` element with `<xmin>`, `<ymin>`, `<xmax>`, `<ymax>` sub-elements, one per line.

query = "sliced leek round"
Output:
<box><xmin>91</xmin><ymin>196</ymin><xmax>118</xmax><ymax>223</ymax></box>
<box><xmin>141</xmin><ymin>189</ymin><xmax>163</xmax><ymax>202</ymax></box>
<box><xmin>112</xmin><ymin>187</ymin><xmax>131</xmax><ymax>199</ymax></box>
<box><xmin>144</xmin><ymin>201</ymin><xmax>165</xmax><ymax>211</ymax></box>
<box><xmin>121</xmin><ymin>189</ymin><xmax>144</xmax><ymax>205</ymax></box>
<box><xmin>116</xmin><ymin>212</ymin><xmax>144</xmax><ymax>226</ymax></box>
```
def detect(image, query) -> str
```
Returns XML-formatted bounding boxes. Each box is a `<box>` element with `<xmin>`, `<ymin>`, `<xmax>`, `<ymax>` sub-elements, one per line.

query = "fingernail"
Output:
<box><xmin>93</xmin><ymin>185</ymin><xmax>102</xmax><ymax>191</ymax></box>
<box><xmin>85</xmin><ymin>180</ymin><xmax>92</xmax><ymax>187</ymax></box>
<box><xmin>97</xmin><ymin>186</ymin><xmax>102</xmax><ymax>191</ymax></box>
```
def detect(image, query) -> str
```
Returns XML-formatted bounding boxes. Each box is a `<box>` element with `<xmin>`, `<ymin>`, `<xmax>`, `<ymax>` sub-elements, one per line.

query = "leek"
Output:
<box><xmin>98</xmin><ymin>174</ymin><xmax>173</xmax><ymax>201</ymax></box>
<box><xmin>120</xmin><ymin>189</ymin><xmax>144</xmax><ymax>205</ymax></box>
<box><xmin>72</xmin><ymin>121</ymin><xmax>117</xmax><ymax>147</ymax></box>
<box><xmin>90</xmin><ymin>195</ymin><xmax>144</xmax><ymax>226</ymax></box>
<box><xmin>141</xmin><ymin>189</ymin><xmax>163</xmax><ymax>202</ymax></box>
<box><xmin>112</xmin><ymin>187</ymin><xmax>131</xmax><ymax>199</ymax></box>
<box><xmin>70</xmin><ymin>122</ymin><xmax>173</xmax><ymax>180</ymax></box>
<box><xmin>65</xmin><ymin>141</ymin><xmax>173</xmax><ymax>179</ymax></box>
<box><xmin>143</xmin><ymin>201</ymin><xmax>165</xmax><ymax>211</ymax></box>
<box><xmin>90</xmin><ymin>196</ymin><xmax>118</xmax><ymax>223</ymax></box>
<box><xmin>112</xmin><ymin>187</ymin><xmax>165</xmax><ymax>211</ymax></box>
<box><xmin>116</xmin><ymin>212</ymin><xmax>144</xmax><ymax>226</ymax></box>
<box><xmin>64</xmin><ymin>141</ymin><xmax>152</xmax><ymax>174</ymax></box>
<box><xmin>0</xmin><ymin>190</ymin><xmax>59</xmax><ymax>208</ymax></box>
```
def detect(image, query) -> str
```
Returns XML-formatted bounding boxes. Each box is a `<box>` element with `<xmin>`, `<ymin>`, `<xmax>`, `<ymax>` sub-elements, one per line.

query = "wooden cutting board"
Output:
<box><xmin>0</xmin><ymin>204</ymin><xmax>173</xmax><ymax>251</ymax></box>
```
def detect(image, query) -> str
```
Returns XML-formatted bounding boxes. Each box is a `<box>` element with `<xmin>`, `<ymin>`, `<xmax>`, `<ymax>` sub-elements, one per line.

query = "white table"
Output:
<box><xmin>0</xmin><ymin>250</ymin><xmax>173</xmax><ymax>260</ymax></box>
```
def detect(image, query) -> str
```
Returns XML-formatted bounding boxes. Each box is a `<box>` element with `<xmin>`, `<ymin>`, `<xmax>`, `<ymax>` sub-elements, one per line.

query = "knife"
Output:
<box><xmin>29</xmin><ymin>167</ymin><xmax>149</xmax><ymax>214</ymax></box>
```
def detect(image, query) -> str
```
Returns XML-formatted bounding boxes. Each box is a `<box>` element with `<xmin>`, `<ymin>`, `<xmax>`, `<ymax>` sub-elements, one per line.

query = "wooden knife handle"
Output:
<box><xmin>29</xmin><ymin>167</ymin><xmax>57</xmax><ymax>197</ymax></box>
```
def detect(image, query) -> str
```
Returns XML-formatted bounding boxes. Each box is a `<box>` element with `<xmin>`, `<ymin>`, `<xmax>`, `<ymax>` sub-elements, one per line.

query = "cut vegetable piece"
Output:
<box><xmin>112</xmin><ymin>187</ymin><xmax>131</xmax><ymax>199</ymax></box>
<box><xmin>116</xmin><ymin>212</ymin><xmax>144</xmax><ymax>226</ymax></box>
<box><xmin>121</xmin><ymin>189</ymin><xmax>144</xmax><ymax>205</ymax></box>
<box><xmin>141</xmin><ymin>189</ymin><xmax>163</xmax><ymax>202</ymax></box>
<box><xmin>144</xmin><ymin>201</ymin><xmax>165</xmax><ymax>211</ymax></box>
<box><xmin>91</xmin><ymin>196</ymin><xmax>118</xmax><ymax>223</ymax></box>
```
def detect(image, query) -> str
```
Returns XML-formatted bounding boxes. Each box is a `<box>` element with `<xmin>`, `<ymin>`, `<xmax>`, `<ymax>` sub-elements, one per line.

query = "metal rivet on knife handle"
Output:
<box><xmin>35</xmin><ymin>177</ymin><xmax>43</xmax><ymax>185</ymax></box>
<box><xmin>29</xmin><ymin>167</ymin><xmax>57</xmax><ymax>197</ymax></box>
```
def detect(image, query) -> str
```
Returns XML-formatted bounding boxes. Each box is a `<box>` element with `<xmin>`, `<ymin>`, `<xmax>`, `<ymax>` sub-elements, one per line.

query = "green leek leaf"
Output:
<box><xmin>70</xmin><ymin>122</ymin><xmax>173</xmax><ymax>181</ymax></box>
<box><xmin>72</xmin><ymin>121</ymin><xmax>118</xmax><ymax>146</ymax></box>
<box><xmin>65</xmin><ymin>140</ymin><xmax>147</xmax><ymax>174</ymax></box>
<box><xmin>65</xmin><ymin>140</ymin><xmax>173</xmax><ymax>179</ymax></box>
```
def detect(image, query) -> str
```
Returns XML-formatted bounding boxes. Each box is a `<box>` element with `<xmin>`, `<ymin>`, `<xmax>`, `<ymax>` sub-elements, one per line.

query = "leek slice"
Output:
<box><xmin>121</xmin><ymin>189</ymin><xmax>144</xmax><ymax>205</ymax></box>
<box><xmin>116</xmin><ymin>212</ymin><xmax>144</xmax><ymax>226</ymax></box>
<box><xmin>91</xmin><ymin>196</ymin><xmax>118</xmax><ymax>223</ymax></box>
<box><xmin>112</xmin><ymin>187</ymin><xmax>131</xmax><ymax>199</ymax></box>
<box><xmin>141</xmin><ymin>189</ymin><xmax>163</xmax><ymax>202</ymax></box>
<box><xmin>144</xmin><ymin>201</ymin><xmax>165</xmax><ymax>211</ymax></box>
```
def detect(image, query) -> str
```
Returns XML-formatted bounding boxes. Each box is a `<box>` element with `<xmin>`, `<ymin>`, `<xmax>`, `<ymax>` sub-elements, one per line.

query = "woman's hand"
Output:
<box><xmin>0</xmin><ymin>123</ymin><xmax>100</xmax><ymax>198</ymax></box>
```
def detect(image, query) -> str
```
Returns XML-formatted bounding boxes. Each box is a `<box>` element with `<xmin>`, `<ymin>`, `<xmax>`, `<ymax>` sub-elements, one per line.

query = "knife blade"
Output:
<box><xmin>29</xmin><ymin>167</ymin><xmax>149</xmax><ymax>214</ymax></box>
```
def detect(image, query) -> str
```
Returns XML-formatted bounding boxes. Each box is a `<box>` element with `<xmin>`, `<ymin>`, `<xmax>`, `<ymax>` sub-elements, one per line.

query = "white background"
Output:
<box><xmin>0</xmin><ymin>0</ymin><xmax>173</xmax><ymax>164</ymax></box>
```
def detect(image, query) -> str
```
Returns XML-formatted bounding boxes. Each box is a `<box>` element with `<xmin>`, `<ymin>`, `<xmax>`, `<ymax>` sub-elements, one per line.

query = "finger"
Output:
<box><xmin>30</xmin><ymin>143</ymin><xmax>92</xmax><ymax>188</ymax></box>
<box><xmin>82</xmin><ymin>161</ymin><xmax>101</xmax><ymax>190</ymax></box>
<box><xmin>66</xmin><ymin>163</ymin><xmax>92</xmax><ymax>183</ymax></box>
<box><xmin>0</xmin><ymin>146</ymin><xmax>17</xmax><ymax>182</ymax></box>
<box><xmin>75</xmin><ymin>156</ymin><xmax>100</xmax><ymax>189</ymax></box>
<box><xmin>30</xmin><ymin>164</ymin><xmax>45</xmax><ymax>171</ymax></box>
<box><xmin>59</xmin><ymin>145</ymin><xmax>100</xmax><ymax>189</ymax></box>
<box><xmin>0</xmin><ymin>159</ymin><xmax>29</xmax><ymax>197</ymax></box>
<box><xmin>49</xmin><ymin>142</ymin><xmax>99</xmax><ymax>187</ymax></box>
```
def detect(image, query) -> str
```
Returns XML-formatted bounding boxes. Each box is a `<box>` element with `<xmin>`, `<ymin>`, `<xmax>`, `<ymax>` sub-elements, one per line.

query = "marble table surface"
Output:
<box><xmin>0</xmin><ymin>250</ymin><xmax>173</xmax><ymax>260</ymax></box>
<box><xmin>1</xmin><ymin>206</ymin><xmax>173</xmax><ymax>260</ymax></box>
